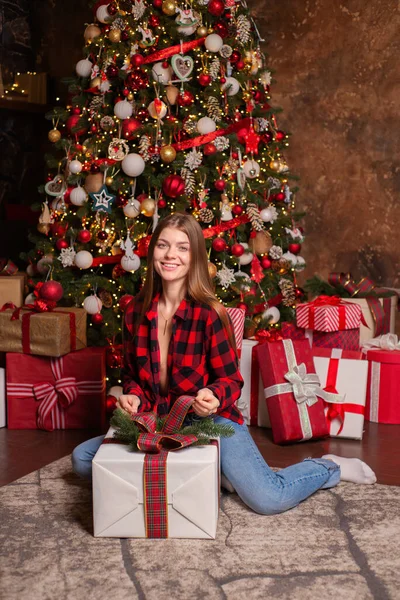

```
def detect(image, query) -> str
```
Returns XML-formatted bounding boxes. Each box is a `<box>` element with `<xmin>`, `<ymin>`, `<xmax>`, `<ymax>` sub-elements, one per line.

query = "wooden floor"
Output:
<box><xmin>1</xmin><ymin>421</ymin><xmax>399</xmax><ymax>487</ymax></box>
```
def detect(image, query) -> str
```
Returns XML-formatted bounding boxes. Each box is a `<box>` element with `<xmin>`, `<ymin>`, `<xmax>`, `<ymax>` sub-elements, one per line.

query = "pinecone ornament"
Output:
<box><xmin>199</xmin><ymin>208</ymin><xmax>214</xmax><ymax>223</ymax></box>
<box><xmin>271</xmin><ymin>258</ymin><xmax>291</xmax><ymax>274</ymax></box>
<box><xmin>269</xmin><ymin>245</ymin><xmax>283</xmax><ymax>260</ymax></box>
<box><xmin>246</xmin><ymin>203</ymin><xmax>264</xmax><ymax>232</ymax></box>
<box><xmin>279</xmin><ymin>278</ymin><xmax>296</xmax><ymax>306</ymax></box>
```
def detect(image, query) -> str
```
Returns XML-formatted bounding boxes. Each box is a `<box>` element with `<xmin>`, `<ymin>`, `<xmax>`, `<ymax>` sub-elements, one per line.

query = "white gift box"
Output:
<box><xmin>93</xmin><ymin>428</ymin><xmax>220</xmax><ymax>539</ymax></box>
<box><xmin>237</xmin><ymin>339</ymin><xmax>271</xmax><ymax>427</ymax></box>
<box><xmin>345</xmin><ymin>296</ymin><xmax>397</xmax><ymax>345</ymax></box>
<box><xmin>312</xmin><ymin>348</ymin><xmax>368</xmax><ymax>439</ymax></box>
<box><xmin>0</xmin><ymin>368</ymin><xmax>5</xmax><ymax>428</ymax></box>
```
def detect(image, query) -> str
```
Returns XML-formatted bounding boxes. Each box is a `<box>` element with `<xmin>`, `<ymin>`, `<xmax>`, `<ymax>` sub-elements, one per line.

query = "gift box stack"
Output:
<box><xmin>0</xmin><ymin>294</ymin><xmax>106</xmax><ymax>431</ymax></box>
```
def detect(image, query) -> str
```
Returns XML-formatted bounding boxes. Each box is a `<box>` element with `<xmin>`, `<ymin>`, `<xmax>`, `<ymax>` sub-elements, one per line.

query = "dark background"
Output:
<box><xmin>1</xmin><ymin>0</ymin><xmax>399</xmax><ymax>286</ymax></box>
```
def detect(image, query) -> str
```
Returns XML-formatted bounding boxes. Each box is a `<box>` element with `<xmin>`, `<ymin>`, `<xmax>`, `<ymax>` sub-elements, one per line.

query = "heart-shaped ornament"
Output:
<box><xmin>45</xmin><ymin>175</ymin><xmax>67</xmax><ymax>197</ymax></box>
<box><xmin>171</xmin><ymin>54</ymin><xmax>194</xmax><ymax>81</ymax></box>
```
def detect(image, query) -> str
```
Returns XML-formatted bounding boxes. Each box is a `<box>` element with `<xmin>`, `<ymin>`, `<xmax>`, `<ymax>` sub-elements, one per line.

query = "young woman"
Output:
<box><xmin>72</xmin><ymin>213</ymin><xmax>376</xmax><ymax>514</ymax></box>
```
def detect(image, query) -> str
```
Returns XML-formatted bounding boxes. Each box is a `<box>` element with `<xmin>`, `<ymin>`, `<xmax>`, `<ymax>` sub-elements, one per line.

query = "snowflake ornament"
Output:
<box><xmin>267</xmin><ymin>176</ymin><xmax>282</xmax><ymax>190</ymax></box>
<box><xmin>131</xmin><ymin>0</ymin><xmax>146</xmax><ymax>20</ymax></box>
<box><xmin>184</xmin><ymin>148</ymin><xmax>203</xmax><ymax>170</ymax></box>
<box><xmin>216</xmin><ymin>264</ymin><xmax>236</xmax><ymax>288</ymax></box>
<box><xmin>214</xmin><ymin>136</ymin><xmax>230</xmax><ymax>152</ymax></box>
<box><xmin>108</xmin><ymin>138</ymin><xmax>130</xmax><ymax>160</ymax></box>
<box><xmin>269</xmin><ymin>245</ymin><xmax>283</xmax><ymax>260</ymax></box>
<box><xmin>57</xmin><ymin>247</ymin><xmax>76</xmax><ymax>268</ymax></box>
<box><xmin>260</xmin><ymin>71</ymin><xmax>272</xmax><ymax>87</ymax></box>
<box><xmin>255</xmin><ymin>117</ymin><xmax>269</xmax><ymax>132</ymax></box>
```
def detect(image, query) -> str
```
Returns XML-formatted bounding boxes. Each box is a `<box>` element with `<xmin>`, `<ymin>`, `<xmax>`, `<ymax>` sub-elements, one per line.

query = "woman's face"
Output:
<box><xmin>153</xmin><ymin>227</ymin><xmax>191</xmax><ymax>286</ymax></box>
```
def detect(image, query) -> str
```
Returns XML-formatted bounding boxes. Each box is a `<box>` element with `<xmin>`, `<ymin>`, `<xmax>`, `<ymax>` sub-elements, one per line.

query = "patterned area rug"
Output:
<box><xmin>1</xmin><ymin>456</ymin><xmax>399</xmax><ymax>600</ymax></box>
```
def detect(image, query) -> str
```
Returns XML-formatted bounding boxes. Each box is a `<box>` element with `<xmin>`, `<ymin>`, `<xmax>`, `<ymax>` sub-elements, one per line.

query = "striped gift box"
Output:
<box><xmin>296</xmin><ymin>300</ymin><xmax>362</xmax><ymax>332</ymax></box>
<box><xmin>226</xmin><ymin>307</ymin><xmax>245</xmax><ymax>356</ymax></box>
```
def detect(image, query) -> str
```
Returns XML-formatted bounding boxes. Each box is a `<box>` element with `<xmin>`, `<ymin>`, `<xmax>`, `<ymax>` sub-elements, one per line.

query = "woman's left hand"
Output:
<box><xmin>193</xmin><ymin>388</ymin><xmax>220</xmax><ymax>417</ymax></box>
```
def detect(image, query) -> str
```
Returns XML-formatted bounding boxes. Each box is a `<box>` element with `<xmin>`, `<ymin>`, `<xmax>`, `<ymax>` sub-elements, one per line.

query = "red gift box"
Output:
<box><xmin>365</xmin><ymin>348</ymin><xmax>400</xmax><ymax>424</ymax></box>
<box><xmin>296</xmin><ymin>297</ymin><xmax>363</xmax><ymax>332</ymax></box>
<box><xmin>6</xmin><ymin>347</ymin><xmax>107</xmax><ymax>430</ymax></box>
<box><xmin>281</xmin><ymin>322</ymin><xmax>360</xmax><ymax>351</ymax></box>
<box><xmin>256</xmin><ymin>339</ymin><xmax>329</xmax><ymax>444</ymax></box>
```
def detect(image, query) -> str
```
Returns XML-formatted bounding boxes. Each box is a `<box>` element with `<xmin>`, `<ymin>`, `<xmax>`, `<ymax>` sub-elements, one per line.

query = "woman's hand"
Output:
<box><xmin>193</xmin><ymin>388</ymin><xmax>220</xmax><ymax>417</ymax></box>
<box><xmin>116</xmin><ymin>394</ymin><xmax>141</xmax><ymax>416</ymax></box>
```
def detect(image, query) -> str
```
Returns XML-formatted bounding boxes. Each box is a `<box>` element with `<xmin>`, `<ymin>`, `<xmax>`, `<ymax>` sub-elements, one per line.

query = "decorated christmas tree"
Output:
<box><xmin>23</xmin><ymin>0</ymin><xmax>306</xmax><ymax>381</ymax></box>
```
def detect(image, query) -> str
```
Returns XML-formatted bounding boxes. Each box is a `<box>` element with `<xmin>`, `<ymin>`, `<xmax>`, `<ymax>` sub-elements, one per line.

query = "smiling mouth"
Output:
<box><xmin>161</xmin><ymin>263</ymin><xmax>179</xmax><ymax>269</ymax></box>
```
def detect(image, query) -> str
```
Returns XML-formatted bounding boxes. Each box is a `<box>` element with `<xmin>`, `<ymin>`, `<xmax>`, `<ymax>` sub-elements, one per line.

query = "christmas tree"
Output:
<box><xmin>23</xmin><ymin>0</ymin><xmax>306</xmax><ymax>383</ymax></box>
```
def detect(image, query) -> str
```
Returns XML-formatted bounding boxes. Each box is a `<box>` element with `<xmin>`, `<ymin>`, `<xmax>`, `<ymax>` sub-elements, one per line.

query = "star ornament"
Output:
<box><xmin>89</xmin><ymin>186</ymin><xmax>115</xmax><ymax>214</ymax></box>
<box><xmin>244</xmin><ymin>127</ymin><xmax>261</xmax><ymax>155</ymax></box>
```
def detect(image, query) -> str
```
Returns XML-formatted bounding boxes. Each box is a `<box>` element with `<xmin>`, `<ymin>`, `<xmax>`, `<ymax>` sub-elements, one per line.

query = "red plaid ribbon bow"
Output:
<box><xmin>104</xmin><ymin>395</ymin><xmax>198</xmax><ymax>538</ymax></box>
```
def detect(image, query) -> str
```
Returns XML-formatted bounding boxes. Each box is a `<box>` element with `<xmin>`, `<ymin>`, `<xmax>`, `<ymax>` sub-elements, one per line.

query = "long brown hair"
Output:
<box><xmin>137</xmin><ymin>213</ymin><xmax>236</xmax><ymax>349</ymax></box>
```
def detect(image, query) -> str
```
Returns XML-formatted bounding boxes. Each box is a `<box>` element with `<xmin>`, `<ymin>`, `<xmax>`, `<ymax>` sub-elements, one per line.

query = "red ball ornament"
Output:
<box><xmin>230</xmin><ymin>50</ymin><xmax>241</xmax><ymax>64</ymax></box>
<box><xmin>263</xmin><ymin>131</ymin><xmax>273</xmax><ymax>144</ymax></box>
<box><xmin>203</xmin><ymin>142</ymin><xmax>217</xmax><ymax>156</ymax></box>
<box><xmin>208</xmin><ymin>0</ymin><xmax>225</xmax><ymax>16</ymax></box>
<box><xmin>231</xmin><ymin>243</ymin><xmax>245</xmax><ymax>257</ymax></box>
<box><xmin>119</xmin><ymin>294</ymin><xmax>134</xmax><ymax>311</ymax></box>
<box><xmin>288</xmin><ymin>243</ymin><xmax>301</xmax><ymax>254</ymax></box>
<box><xmin>50</xmin><ymin>222</ymin><xmax>68</xmax><ymax>238</ymax></box>
<box><xmin>275</xmin><ymin>130</ymin><xmax>286</xmax><ymax>142</ymax></box>
<box><xmin>253</xmin><ymin>90</ymin><xmax>263</xmax><ymax>103</ymax></box>
<box><xmin>65</xmin><ymin>115</ymin><xmax>87</xmax><ymax>137</ymax></box>
<box><xmin>115</xmin><ymin>195</ymin><xmax>129</xmax><ymax>207</ymax></box>
<box><xmin>56</xmin><ymin>238</ymin><xmax>69</xmax><ymax>251</ymax></box>
<box><xmin>295</xmin><ymin>287</ymin><xmax>305</xmax><ymax>299</ymax></box>
<box><xmin>121</xmin><ymin>117</ymin><xmax>142</xmax><ymax>140</ymax></box>
<box><xmin>92</xmin><ymin>313</ymin><xmax>104</xmax><ymax>325</ymax></box>
<box><xmin>149</xmin><ymin>14</ymin><xmax>160</xmax><ymax>27</ymax></box>
<box><xmin>63</xmin><ymin>186</ymin><xmax>73</xmax><ymax>204</ymax></box>
<box><xmin>91</xmin><ymin>163</ymin><xmax>100</xmax><ymax>173</ymax></box>
<box><xmin>126</xmin><ymin>70</ymin><xmax>148</xmax><ymax>90</ymax></box>
<box><xmin>122</xmin><ymin>87</ymin><xmax>130</xmax><ymax>97</ymax></box>
<box><xmin>121</xmin><ymin>30</ymin><xmax>129</xmax><ymax>41</ymax></box>
<box><xmin>220</xmin><ymin>76</ymin><xmax>226</xmax><ymax>84</ymax></box>
<box><xmin>232</xmin><ymin>204</ymin><xmax>243</xmax><ymax>216</ymax></box>
<box><xmin>231</xmin><ymin>151</ymin><xmax>239</xmax><ymax>159</ymax></box>
<box><xmin>214</xmin><ymin>21</ymin><xmax>228</xmax><ymax>37</ymax></box>
<box><xmin>153</xmin><ymin>0</ymin><xmax>163</xmax><ymax>7</ymax></box>
<box><xmin>71</xmin><ymin>106</ymin><xmax>81</xmax><ymax>115</ymax></box>
<box><xmin>97</xmin><ymin>230</ymin><xmax>108</xmax><ymax>241</ymax></box>
<box><xmin>212</xmin><ymin>237</ymin><xmax>227</xmax><ymax>252</ymax></box>
<box><xmin>77</xmin><ymin>229</ymin><xmax>92</xmax><ymax>243</ymax></box>
<box><xmin>236</xmin><ymin>302</ymin><xmax>247</xmax><ymax>311</ymax></box>
<box><xmin>106</xmin><ymin>394</ymin><xmax>117</xmax><ymax>415</ymax></box>
<box><xmin>130</xmin><ymin>54</ymin><xmax>145</xmax><ymax>68</ymax></box>
<box><xmin>106</xmin><ymin>64</ymin><xmax>119</xmax><ymax>79</ymax></box>
<box><xmin>275</xmin><ymin>192</ymin><xmax>285</xmax><ymax>202</ymax></box>
<box><xmin>198</xmin><ymin>73</ymin><xmax>211</xmax><ymax>86</ymax></box>
<box><xmin>107</xmin><ymin>2</ymin><xmax>118</xmax><ymax>15</ymax></box>
<box><xmin>177</xmin><ymin>90</ymin><xmax>194</xmax><ymax>107</ymax></box>
<box><xmin>214</xmin><ymin>179</ymin><xmax>226</xmax><ymax>191</ymax></box>
<box><xmin>235</xmin><ymin>60</ymin><xmax>245</xmax><ymax>70</ymax></box>
<box><xmin>40</xmin><ymin>280</ymin><xmax>64</xmax><ymax>302</ymax></box>
<box><xmin>158</xmin><ymin>198</ymin><xmax>167</xmax><ymax>209</ymax></box>
<box><xmin>162</xmin><ymin>174</ymin><xmax>185</xmax><ymax>198</ymax></box>
<box><xmin>260</xmin><ymin>257</ymin><xmax>272</xmax><ymax>269</ymax></box>
<box><xmin>90</xmin><ymin>123</ymin><xmax>98</xmax><ymax>134</ymax></box>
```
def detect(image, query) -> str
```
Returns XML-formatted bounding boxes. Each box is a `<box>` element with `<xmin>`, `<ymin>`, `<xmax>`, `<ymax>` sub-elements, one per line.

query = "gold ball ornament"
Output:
<box><xmin>208</xmin><ymin>262</ymin><xmax>218</xmax><ymax>279</ymax></box>
<box><xmin>242</xmin><ymin>91</ymin><xmax>252</xmax><ymax>102</ymax></box>
<box><xmin>162</xmin><ymin>0</ymin><xmax>177</xmax><ymax>15</ymax></box>
<box><xmin>105</xmin><ymin>176</ymin><xmax>113</xmax><ymax>186</ymax></box>
<box><xmin>84</xmin><ymin>172</ymin><xmax>104</xmax><ymax>193</ymax></box>
<box><xmin>269</xmin><ymin>159</ymin><xmax>281</xmax><ymax>171</ymax></box>
<box><xmin>160</xmin><ymin>145</ymin><xmax>176</xmax><ymax>163</ymax></box>
<box><xmin>90</xmin><ymin>76</ymin><xmax>101</xmax><ymax>88</ymax></box>
<box><xmin>248</xmin><ymin>230</ymin><xmax>273</xmax><ymax>255</ymax></box>
<box><xmin>141</xmin><ymin>198</ymin><xmax>156</xmax><ymax>217</ymax></box>
<box><xmin>127</xmin><ymin>92</ymin><xmax>134</xmax><ymax>101</ymax></box>
<box><xmin>197</xmin><ymin>25</ymin><xmax>208</xmax><ymax>37</ymax></box>
<box><xmin>84</xmin><ymin>24</ymin><xmax>101</xmax><ymax>42</ymax></box>
<box><xmin>108</xmin><ymin>29</ymin><xmax>121</xmax><ymax>43</ymax></box>
<box><xmin>37</xmin><ymin>223</ymin><xmax>50</xmax><ymax>235</ymax></box>
<box><xmin>207</xmin><ymin>27</ymin><xmax>214</xmax><ymax>34</ymax></box>
<box><xmin>48</xmin><ymin>129</ymin><xmax>61</xmax><ymax>143</ymax></box>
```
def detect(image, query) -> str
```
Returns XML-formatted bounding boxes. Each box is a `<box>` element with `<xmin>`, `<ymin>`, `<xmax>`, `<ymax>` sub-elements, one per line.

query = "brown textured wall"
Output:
<box><xmin>252</xmin><ymin>0</ymin><xmax>400</xmax><ymax>287</ymax></box>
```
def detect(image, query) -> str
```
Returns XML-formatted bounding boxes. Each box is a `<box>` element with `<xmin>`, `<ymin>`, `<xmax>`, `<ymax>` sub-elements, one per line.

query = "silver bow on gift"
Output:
<box><xmin>284</xmin><ymin>364</ymin><xmax>322</xmax><ymax>407</ymax></box>
<box><xmin>362</xmin><ymin>333</ymin><xmax>400</xmax><ymax>352</ymax></box>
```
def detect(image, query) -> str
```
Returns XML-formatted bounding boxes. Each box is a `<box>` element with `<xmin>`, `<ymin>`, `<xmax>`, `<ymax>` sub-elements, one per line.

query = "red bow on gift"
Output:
<box><xmin>33</xmin><ymin>377</ymin><xmax>78</xmax><ymax>431</ymax></box>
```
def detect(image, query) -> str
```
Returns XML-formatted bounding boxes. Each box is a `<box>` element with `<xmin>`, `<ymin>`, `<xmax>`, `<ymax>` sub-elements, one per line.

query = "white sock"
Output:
<box><xmin>322</xmin><ymin>454</ymin><xmax>377</xmax><ymax>485</ymax></box>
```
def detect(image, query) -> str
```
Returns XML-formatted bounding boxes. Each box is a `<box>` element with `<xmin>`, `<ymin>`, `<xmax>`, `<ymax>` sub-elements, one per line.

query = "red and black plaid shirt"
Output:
<box><xmin>122</xmin><ymin>293</ymin><xmax>244</xmax><ymax>424</ymax></box>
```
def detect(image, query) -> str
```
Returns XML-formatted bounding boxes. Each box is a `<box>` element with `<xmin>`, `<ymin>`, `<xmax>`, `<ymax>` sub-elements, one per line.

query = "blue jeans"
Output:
<box><xmin>71</xmin><ymin>417</ymin><xmax>340</xmax><ymax>515</ymax></box>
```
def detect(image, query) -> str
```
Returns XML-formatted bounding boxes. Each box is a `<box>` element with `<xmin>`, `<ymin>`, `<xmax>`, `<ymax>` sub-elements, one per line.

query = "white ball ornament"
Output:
<box><xmin>294</xmin><ymin>256</ymin><xmax>306</xmax><ymax>271</ymax></box>
<box><xmin>123</xmin><ymin>198</ymin><xmax>141</xmax><ymax>218</ymax></box>
<box><xmin>75</xmin><ymin>59</ymin><xmax>93</xmax><ymax>78</ymax></box>
<box><xmin>37</xmin><ymin>255</ymin><xmax>53</xmax><ymax>274</ymax></box>
<box><xmin>262</xmin><ymin>306</ymin><xmax>281</xmax><ymax>324</ymax></box>
<box><xmin>26</xmin><ymin>264</ymin><xmax>36</xmax><ymax>277</ymax></box>
<box><xmin>221</xmin><ymin>76</ymin><xmax>240</xmax><ymax>96</ymax></box>
<box><xmin>83</xmin><ymin>294</ymin><xmax>103</xmax><ymax>315</ymax></box>
<box><xmin>24</xmin><ymin>293</ymin><xmax>36</xmax><ymax>305</ymax></box>
<box><xmin>196</xmin><ymin>116</ymin><xmax>216</xmax><ymax>135</ymax></box>
<box><xmin>114</xmin><ymin>99</ymin><xmax>133</xmax><ymax>120</ymax></box>
<box><xmin>121</xmin><ymin>254</ymin><xmax>141</xmax><ymax>272</ymax></box>
<box><xmin>282</xmin><ymin>251</ymin><xmax>297</xmax><ymax>266</ymax></box>
<box><xmin>69</xmin><ymin>159</ymin><xmax>83</xmax><ymax>174</ymax></box>
<box><xmin>147</xmin><ymin>100</ymin><xmax>167</xmax><ymax>119</ymax></box>
<box><xmin>70</xmin><ymin>186</ymin><xmax>88</xmax><ymax>206</ymax></box>
<box><xmin>238</xmin><ymin>243</ymin><xmax>254</xmax><ymax>266</ymax></box>
<box><xmin>96</xmin><ymin>5</ymin><xmax>112</xmax><ymax>23</ymax></box>
<box><xmin>260</xmin><ymin>208</ymin><xmax>274</xmax><ymax>222</ymax></box>
<box><xmin>121</xmin><ymin>153</ymin><xmax>145</xmax><ymax>177</ymax></box>
<box><xmin>243</xmin><ymin>159</ymin><xmax>260</xmax><ymax>179</ymax></box>
<box><xmin>151</xmin><ymin>62</ymin><xmax>173</xmax><ymax>85</ymax></box>
<box><xmin>204</xmin><ymin>33</ymin><xmax>223</xmax><ymax>52</ymax></box>
<box><xmin>75</xmin><ymin>250</ymin><xmax>93</xmax><ymax>269</ymax></box>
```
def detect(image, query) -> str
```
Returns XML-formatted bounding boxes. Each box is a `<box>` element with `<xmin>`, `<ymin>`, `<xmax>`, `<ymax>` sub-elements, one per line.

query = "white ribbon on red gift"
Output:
<box><xmin>362</xmin><ymin>333</ymin><xmax>400</xmax><ymax>352</ymax></box>
<box><xmin>264</xmin><ymin>339</ymin><xmax>343</xmax><ymax>440</ymax></box>
<box><xmin>7</xmin><ymin>356</ymin><xmax>105</xmax><ymax>431</ymax></box>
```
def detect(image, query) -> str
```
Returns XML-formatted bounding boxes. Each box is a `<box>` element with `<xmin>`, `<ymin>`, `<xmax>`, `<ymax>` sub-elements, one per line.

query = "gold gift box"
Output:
<box><xmin>0</xmin><ymin>307</ymin><xmax>87</xmax><ymax>357</ymax></box>
<box><xmin>0</xmin><ymin>274</ymin><xmax>26</xmax><ymax>308</ymax></box>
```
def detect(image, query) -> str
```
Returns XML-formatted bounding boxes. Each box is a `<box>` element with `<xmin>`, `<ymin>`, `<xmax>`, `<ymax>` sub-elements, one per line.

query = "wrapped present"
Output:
<box><xmin>312</xmin><ymin>348</ymin><xmax>368</xmax><ymax>439</ymax></box>
<box><xmin>93</xmin><ymin>397</ymin><xmax>219</xmax><ymax>539</ymax></box>
<box><xmin>345</xmin><ymin>296</ymin><xmax>396</xmax><ymax>345</ymax></box>
<box><xmin>6</xmin><ymin>347</ymin><xmax>106</xmax><ymax>430</ymax></box>
<box><xmin>0</xmin><ymin>258</ymin><xmax>18</xmax><ymax>275</ymax></box>
<box><xmin>226</xmin><ymin>307</ymin><xmax>245</xmax><ymax>357</ymax></box>
<box><xmin>0</xmin><ymin>368</ymin><xmax>5</xmax><ymax>428</ymax></box>
<box><xmin>256</xmin><ymin>339</ymin><xmax>333</xmax><ymax>444</ymax></box>
<box><xmin>363</xmin><ymin>334</ymin><xmax>400</xmax><ymax>424</ymax></box>
<box><xmin>0</xmin><ymin>306</ymin><xmax>86</xmax><ymax>357</ymax></box>
<box><xmin>296</xmin><ymin>296</ymin><xmax>364</xmax><ymax>332</ymax></box>
<box><xmin>281</xmin><ymin>322</ymin><xmax>360</xmax><ymax>351</ymax></box>
<box><xmin>0</xmin><ymin>274</ymin><xmax>26</xmax><ymax>308</ymax></box>
<box><xmin>237</xmin><ymin>339</ymin><xmax>271</xmax><ymax>427</ymax></box>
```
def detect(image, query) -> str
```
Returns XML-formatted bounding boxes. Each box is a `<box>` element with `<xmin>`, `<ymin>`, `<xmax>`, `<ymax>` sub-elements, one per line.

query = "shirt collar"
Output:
<box><xmin>145</xmin><ymin>293</ymin><xmax>191</xmax><ymax>322</ymax></box>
